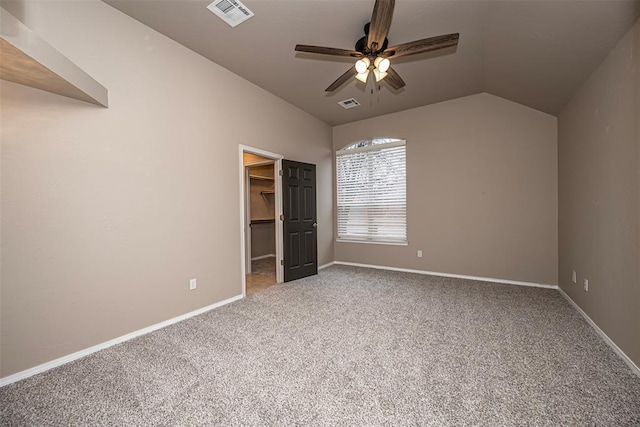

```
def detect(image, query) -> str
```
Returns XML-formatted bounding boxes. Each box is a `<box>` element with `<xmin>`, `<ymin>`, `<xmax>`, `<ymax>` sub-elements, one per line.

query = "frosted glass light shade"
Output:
<box><xmin>355</xmin><ymin>70</ymin><xmax>369</xmax><ymax>83</ymax></box>
<box><xmin>373</xmin><ymin>69</ymin><xmax>387</xmax><ymax>82</ymax></box>
<box><xmin>355</xmin><ymin>57</ymin><xmax>370</xmax><ymax>74</ymax></box>
<box><xmin>374</xmin><ymin>57</ymin><xmax>390</xmax><ymax>73</ymax></box>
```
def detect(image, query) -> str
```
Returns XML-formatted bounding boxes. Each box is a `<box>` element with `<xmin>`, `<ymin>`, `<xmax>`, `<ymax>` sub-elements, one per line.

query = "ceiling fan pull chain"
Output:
<box><xmin>370</xmin><ymin>85</ymin><xmax>374</xmax><ymax>107</ymax></box>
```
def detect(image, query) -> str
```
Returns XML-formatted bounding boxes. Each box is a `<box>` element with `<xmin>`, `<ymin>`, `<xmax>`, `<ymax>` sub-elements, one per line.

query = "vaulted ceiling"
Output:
<box><xmin>104</xmin><ymin>0</ymin><xmax>640</xmax><ymax>125</ymax></box>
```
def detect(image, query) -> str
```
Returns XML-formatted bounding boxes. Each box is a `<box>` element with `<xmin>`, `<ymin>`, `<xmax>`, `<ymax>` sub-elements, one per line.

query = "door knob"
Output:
<box><xmin>312</xmin><ymin>223</ymin><xmax>317</xmax><ymax>228</ymax></box>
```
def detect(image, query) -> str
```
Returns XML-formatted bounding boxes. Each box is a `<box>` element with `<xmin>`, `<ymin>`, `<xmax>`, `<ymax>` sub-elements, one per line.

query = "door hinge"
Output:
<box><xmin>279</xmin><ymin>169</ymin><xmax>283</xmax><ymax>176</ymax></box>
<box><xmin>280</xmin><ymin>260</ymin><xmax>284</xmax><ymax>266</ymax></box>
<box><xmin>280</xmin><ymin>214</ymin><xmax>284</xmax><ymax>221</ymax></box>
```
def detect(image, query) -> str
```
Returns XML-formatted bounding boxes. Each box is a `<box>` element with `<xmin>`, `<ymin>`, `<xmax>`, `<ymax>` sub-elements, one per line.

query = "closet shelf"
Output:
<box><xmin>250</xmin><ymin>219</ymin><xmax>275</xmax><ymax>225</ymax></box>
<box><xmin>260</xmin><ymin>190</ymin><xmax>275</xmax><ymax>195</ymax></box>
<box><xmin>250</xmin><ymin>174</ymin><xmax>274</xmax><ymax>181</ymax></box>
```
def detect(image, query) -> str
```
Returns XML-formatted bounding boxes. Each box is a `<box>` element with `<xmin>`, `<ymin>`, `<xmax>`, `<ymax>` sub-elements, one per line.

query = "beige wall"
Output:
<box><xmin>333</xmin><ymin>93</ymin><xmax>558</xmax><ymax>285</ymax></box>
<box><xmin>251</xmin><ymin>223</ymin><xmax>275</xmax><ymax>259</ymax></box>
<box><xmin>249</xmin><ymin>175</ymin><xmax>275</xmax><ymax>222</ymax></box>
<box><xmin>558</xmin><ymin>19</ymin><xmax>640</xmax><ymax>367</ymax></box>
<box><xmin>0</xmin><ymin>0</ymin><xmax>333</xmax><ymax>377</ymax></box>
<box><xmin>248</xmin><ymin>166</ymin><xmax>276</xmax><ymax>258</ymax></box>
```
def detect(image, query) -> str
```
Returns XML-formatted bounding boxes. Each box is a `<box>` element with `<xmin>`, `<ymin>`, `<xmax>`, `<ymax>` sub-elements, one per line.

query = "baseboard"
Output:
<box><xmin>7</xmin><ymin>269</ymin><xmax>635</xmax><ymax>389</ymax></box>
<box><xmin>318</xmin><ymin>261</ymin><xmax>334</xmax><ymax>271</ymax></box>
<box><xmin>251</xmin><ymin>254</ymin><xmax>276</xmax><ymax>261</ymax></box>
<box><xmin>0</xmin><ymin>294</ymin><xmax>244</xmax><ymax>387</ymax></box>
<box><xmin>332</xmin><ymin>261</ymin><xmax>558</xmax><ymax>290</ymax></box>
<box><xmin>557</xmin><ymin>287</ymin><xmax>640</xmax><ymax>377</ymax></box>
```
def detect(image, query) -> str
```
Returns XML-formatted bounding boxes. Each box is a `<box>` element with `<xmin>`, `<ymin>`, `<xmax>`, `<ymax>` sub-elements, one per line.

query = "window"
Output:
<box><xmin>336</xmin><ymin>138</ymin><xmax>407</xmax><ymax>244</ymax></box>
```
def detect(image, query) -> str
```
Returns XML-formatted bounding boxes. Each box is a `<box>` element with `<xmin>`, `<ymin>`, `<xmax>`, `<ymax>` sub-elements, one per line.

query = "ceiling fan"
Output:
<box><xmin>294</xmin><ymin>0</ymin><xmax>459</xmax><ymax>92</ymax></box>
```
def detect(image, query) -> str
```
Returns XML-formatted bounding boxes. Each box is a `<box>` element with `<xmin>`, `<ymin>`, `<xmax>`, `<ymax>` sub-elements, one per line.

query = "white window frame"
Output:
<box><xmin>336</xmin><ymin>138</ymin><xmax>407</xmax><ymax>245</ymax></box>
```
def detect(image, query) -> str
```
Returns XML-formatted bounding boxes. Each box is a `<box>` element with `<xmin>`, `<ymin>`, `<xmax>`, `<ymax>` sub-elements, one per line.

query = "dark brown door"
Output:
<box><xmin>282</xmin><ymin>160</ymin><xmax>317</xmax><ymax>282</ymax></box>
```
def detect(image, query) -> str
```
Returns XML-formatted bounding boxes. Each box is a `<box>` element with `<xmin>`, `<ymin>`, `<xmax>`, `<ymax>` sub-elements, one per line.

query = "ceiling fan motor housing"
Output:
<box><xmin>356</xmin><ymin>23</ymin><xmax>389</xmax><ymax>54</ymax></box>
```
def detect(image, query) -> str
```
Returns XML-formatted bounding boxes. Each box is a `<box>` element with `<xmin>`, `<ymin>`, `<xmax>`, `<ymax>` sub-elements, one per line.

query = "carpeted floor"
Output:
<box><xmin>251</xmin><ymin>256</ymin><xmax>276</xmax><ymax>279</ymax></box>
<box><xmin>1</xmin><ymin>265</ymin><xmax>639</xmax><ymax>425</ymax></box>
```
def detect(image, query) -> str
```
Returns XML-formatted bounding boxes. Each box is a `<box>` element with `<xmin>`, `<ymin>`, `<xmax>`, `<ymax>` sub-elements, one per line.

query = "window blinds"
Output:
<box><xmin>336</xmin><ymin>140</ymin><xmax>407</xmax><ymax>243</ymax></box>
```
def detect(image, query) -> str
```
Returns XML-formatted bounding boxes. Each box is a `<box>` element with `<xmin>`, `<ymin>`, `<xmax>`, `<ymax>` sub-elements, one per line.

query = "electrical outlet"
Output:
<box><xmin>417</xmin><ymin>250</ymin><xmax>423</xmax><ymax>258</ymax></box>
<box><xmin>572</xmin><ymin>271</ymin><xmax>577</xmax><ymax>283</ymax></box>
<box><xmin>189</xmin><ymin>278</ymin><xmax>197</xmax><ymax>290</ymax></box>
<box><xmin>583</xmin><ymin>279</ymin><xmax>589</xmax><ymax>292</ymax></box>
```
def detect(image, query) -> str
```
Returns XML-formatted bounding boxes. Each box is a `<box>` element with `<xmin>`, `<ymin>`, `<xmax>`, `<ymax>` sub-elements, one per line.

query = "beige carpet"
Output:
<box><xmin>251</xmin><ymin>256</ymin><xmax>276</xmax><ymax>279</ymax></box>
<box><xmin>1</xmin><ymin>265</ymin><xmax>639</xmax><ymax>425</ymax></box>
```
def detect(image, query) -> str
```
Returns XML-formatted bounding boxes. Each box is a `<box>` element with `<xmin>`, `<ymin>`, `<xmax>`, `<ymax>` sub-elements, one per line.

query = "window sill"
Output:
<box><xmin>335</xmin><ymin>239</ymin><xmax>408</xmax><ymax>246</ymax></box>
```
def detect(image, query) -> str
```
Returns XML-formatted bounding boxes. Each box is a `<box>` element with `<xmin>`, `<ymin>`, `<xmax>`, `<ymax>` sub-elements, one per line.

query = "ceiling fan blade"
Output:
<box><xmin>385</xmin><ymin>66</ymin><xmax>405</xmax><ymax>90</ymax></box>
<box><xmin>325</xmin><ymin>66</ymin><xmax>358</xmax><ymax>92</ymax></box>
<box><xmin>295</xmin><ymin>45</ymin><xmax>363</xmax><ymax>58</ymax></box>
<box><xmin>367</xmin><ymin>0</ymin><xmax>395</xmax><ymax>51</ymax></box>
<box><xmin>383</xmin><ymin>33</ymin><xmax>459</xmax><ymax>59</ymax></box>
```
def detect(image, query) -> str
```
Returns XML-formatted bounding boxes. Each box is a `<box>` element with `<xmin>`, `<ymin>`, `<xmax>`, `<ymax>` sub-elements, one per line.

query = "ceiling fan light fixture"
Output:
<box><xmin>374</xmin><ymin>56</ymin><xmax>390</xmax><ymax>73</ymax></box>
<box><xmin>373</xmin><ymin>69</ymin><xmax>388</xmax><ymax>82</ymax></box>
<box><xmin>355</xmin><ymin>57</ymin><xmax>370</xmax><ymax>74</ymax></box>
<box><xmin>355</xmin><ymin>70</ymin><xmax>370</xmax><ymax>83</ymax></box>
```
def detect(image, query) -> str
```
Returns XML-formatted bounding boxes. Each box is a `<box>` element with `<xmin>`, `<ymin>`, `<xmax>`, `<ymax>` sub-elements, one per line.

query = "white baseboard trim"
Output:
<box><xmin>6</xmin><ymin>268</ymin><xmax>636</xmax><ymax>389</ymax></box>
<box><xmin>557</xmin><ymin>287</ymin><xmax>640</xmax><ymax>377</ymax></box>
<box><xmin>318</xmin><ymin>261</ymin><xmax>334</xmax><ymax>271</ymax></box>
<box><xmin>251</xmin><ymin>254</ymin><xmax>276</xmax><ymax>261</ymax></box>
<box><xmin>333</xmin><ymin>261</ymin><xmax>558</xmax><ymax>290</ymax></box>
<box><xmin>0</xmin><ymin>294</ymin><xmax>244</xmax><ymax>388</ymax></box>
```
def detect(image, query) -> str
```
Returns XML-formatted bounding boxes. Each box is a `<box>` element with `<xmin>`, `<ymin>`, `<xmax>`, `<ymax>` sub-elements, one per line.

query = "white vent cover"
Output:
<box><xmin>338</xmin><ymin>98</ymin><xmax>361</xmax><ymax>109</ymax></box>
<box><xmin>207</xmin><ymin>0</ymin><xmax>254</xmax><ymax>27</ymax></box>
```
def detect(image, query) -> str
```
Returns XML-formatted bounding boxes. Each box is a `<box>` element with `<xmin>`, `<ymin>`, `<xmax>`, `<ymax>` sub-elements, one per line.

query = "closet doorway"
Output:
<box><xmin>239</xmin><ymin>145</ymin><xmax>283</xmax><ymax>296</ymax></box>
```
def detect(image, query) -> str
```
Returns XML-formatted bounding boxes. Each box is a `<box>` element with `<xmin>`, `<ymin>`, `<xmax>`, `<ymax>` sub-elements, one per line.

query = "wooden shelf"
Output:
<box><xmin>251</xmin><ymin>219</ymin><xmax>275</xmax><ymax>225</ymax></box>
<box><xmin>260</xmin><ymin>190</ymin><xmax>275</xmax><ymax>195</ymax></box>
<box><xmin>249</xmin><ymin>174</ymin><xmax>274</xmax><ymax>181</ymax></box>
<box><xmin>0</xmin><ymin>6</ymin><xmax>108</xmax><ymax>107</ymax></box>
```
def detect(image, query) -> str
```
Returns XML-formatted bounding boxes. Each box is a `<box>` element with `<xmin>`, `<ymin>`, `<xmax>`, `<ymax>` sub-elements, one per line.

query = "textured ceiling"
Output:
<box><xmin>103</xmin><ymin>0</ymin><xmax>640</xmax><ymax>125</ymax></box>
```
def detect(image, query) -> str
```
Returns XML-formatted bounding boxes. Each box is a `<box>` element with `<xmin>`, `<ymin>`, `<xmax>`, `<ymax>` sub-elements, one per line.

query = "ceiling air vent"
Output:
<box><xmin>207</xmin><ymin>0</ymin><xmax>254</xmax><ymax>27</ymax></box>
<box><xmin>338</xmin><ymin>98</ymin><xmax>361</xmax><ymax>109</ymax></box>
